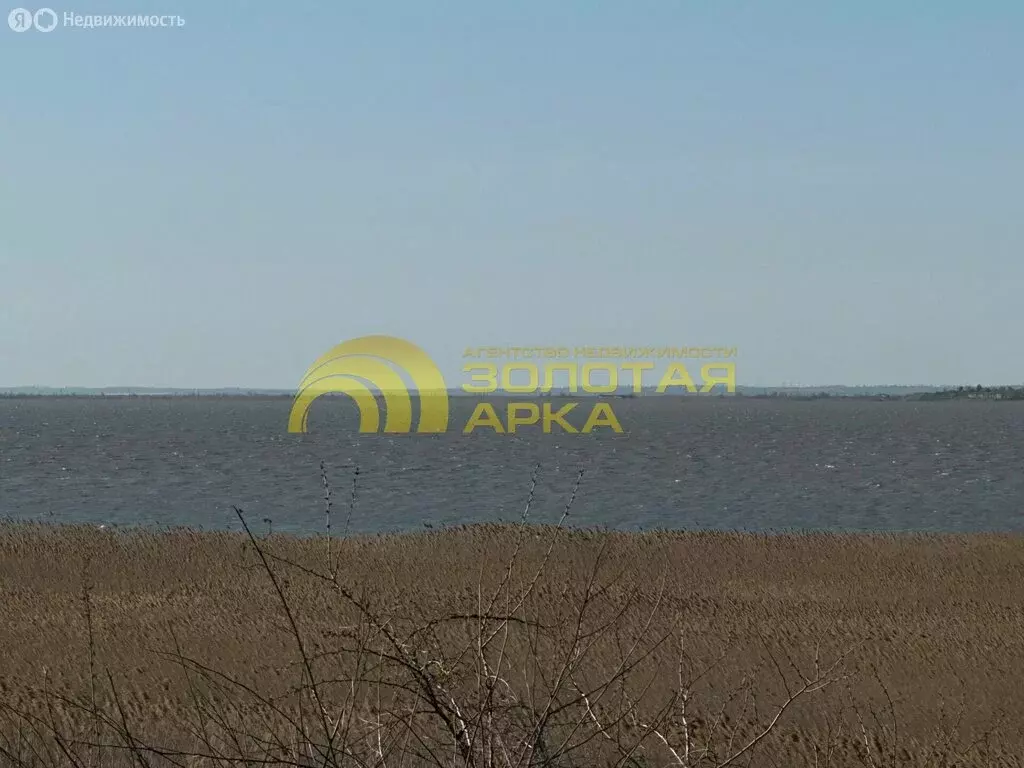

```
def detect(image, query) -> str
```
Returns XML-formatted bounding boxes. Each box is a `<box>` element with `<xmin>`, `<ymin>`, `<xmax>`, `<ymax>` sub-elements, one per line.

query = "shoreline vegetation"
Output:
<box><xmin>2</xmin><ymin>512</ymin><xmax>1023</xmax><ymax>765</ymax></box>
<box><xmin>1</xmin><ymin>385</ymin><xmax>1023</xmax><ymax>400</ymax></box>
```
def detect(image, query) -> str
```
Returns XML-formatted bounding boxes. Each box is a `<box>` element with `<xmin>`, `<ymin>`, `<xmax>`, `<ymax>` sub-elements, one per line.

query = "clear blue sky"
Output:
<box><xmin>2</xmin><ymin>2</ymin><xmax>1021</xmax><ymax>388</ymax></box>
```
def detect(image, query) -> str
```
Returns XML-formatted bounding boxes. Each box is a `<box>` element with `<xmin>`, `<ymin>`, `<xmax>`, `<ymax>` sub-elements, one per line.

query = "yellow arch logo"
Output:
<box><xmin>288</xmin><ymin>335</ymin><xmax>449</xmax><ymax>434</ymax></box>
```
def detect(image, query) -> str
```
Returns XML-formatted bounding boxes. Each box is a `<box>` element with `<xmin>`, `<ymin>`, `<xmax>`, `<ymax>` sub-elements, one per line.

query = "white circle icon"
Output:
<box><xmin>8</xmin><ymin>7</ymin><xmax>33</xmax><ymax>30</ymax></box>
<box><xmin>34</xmin><ymin>7</ymin><xmax>57</xmax><ymax>31</ymax></box>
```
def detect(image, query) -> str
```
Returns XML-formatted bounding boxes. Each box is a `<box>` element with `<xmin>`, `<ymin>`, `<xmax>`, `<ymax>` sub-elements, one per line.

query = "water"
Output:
<box><xmin>2</xmin><ymin>397</ymin><xmax>1023</xmax><ymax>535</ymax></box>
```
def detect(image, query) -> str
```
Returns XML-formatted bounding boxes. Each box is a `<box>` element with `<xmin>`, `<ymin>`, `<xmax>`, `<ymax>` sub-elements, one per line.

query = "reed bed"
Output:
<box><xmin>1</xmin><ymin>473</ymin><xmax>1023</xmax><ymax>766</ymax></box>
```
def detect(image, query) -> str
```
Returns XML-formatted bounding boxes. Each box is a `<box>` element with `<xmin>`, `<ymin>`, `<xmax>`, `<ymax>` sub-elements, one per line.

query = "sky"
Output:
<box><xmin>2</xmin><ymin>2</ymin><xmax>1022</xmax><ymax>389</ymax></box>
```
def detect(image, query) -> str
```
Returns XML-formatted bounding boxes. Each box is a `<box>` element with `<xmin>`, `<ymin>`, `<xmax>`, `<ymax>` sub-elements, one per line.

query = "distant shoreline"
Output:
<box><xmin>3</xmin><ymin>386</ymin><xmax>1023</xmax><ymax>401</ymax></box>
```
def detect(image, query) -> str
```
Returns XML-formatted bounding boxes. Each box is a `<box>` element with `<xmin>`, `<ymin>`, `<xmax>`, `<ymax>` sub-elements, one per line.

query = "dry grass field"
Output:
<box><xmin>1</xmin><ymin>512</ymin><xmax>1023</xmax><ymax>766</ymax></box>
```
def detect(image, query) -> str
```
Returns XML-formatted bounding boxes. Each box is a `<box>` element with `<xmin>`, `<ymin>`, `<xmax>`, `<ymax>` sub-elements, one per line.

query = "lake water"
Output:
<box><xmin>2</xmin><ymin>397</ymin><xmax>1022</xmax><ymax>535</ymax></box>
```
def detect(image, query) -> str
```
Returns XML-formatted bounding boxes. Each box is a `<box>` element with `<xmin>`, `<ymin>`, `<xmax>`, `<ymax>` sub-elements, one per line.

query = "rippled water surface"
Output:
<box><xmin>2</xmin><ymin>397</ymin><xmax>1022</xmax><ymax>534</ymax></box>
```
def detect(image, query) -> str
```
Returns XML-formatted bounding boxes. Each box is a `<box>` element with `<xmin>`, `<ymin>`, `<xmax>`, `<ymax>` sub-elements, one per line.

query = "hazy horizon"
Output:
<box><xmin>4</xmin><ymin>3</ymin><xmax>1022</xmax><ymax>389</ymax></box>
<box><xmin>4</xmin><ymin>382</ymin><xmax>1020</xmax><ymax>393</ymax></box>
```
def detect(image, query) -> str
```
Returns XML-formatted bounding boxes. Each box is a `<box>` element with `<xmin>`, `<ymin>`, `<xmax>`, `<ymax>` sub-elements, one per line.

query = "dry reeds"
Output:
<box><xmin>0</xmin><ymin>467</ymin><xmax>1022</xmax><ymax>766</ymax></box>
